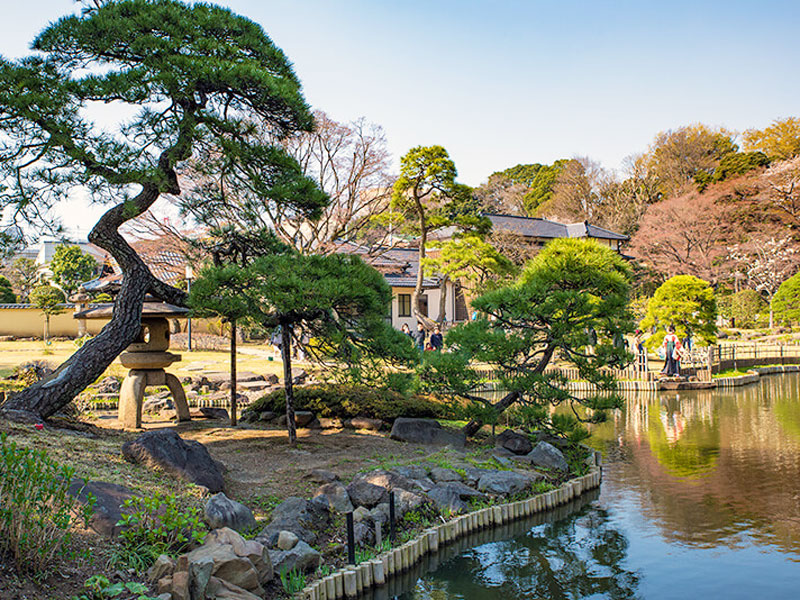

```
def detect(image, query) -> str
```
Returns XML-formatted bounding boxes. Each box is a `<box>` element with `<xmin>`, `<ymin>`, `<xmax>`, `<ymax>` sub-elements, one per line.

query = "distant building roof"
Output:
<box><xmin>484</xmin><ymin>214</ymin><xmax>629</xmax><ymax>241</ymax></box>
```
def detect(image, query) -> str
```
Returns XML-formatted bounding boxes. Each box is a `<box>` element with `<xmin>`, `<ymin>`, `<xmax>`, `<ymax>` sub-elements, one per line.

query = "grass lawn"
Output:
<box><xmin>0</xmin><ymin>339</ymin><xmax>290</xmax><ymax>382</ymax></box>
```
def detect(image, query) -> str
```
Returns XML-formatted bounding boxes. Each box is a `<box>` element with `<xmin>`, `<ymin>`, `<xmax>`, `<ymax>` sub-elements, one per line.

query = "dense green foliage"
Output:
<box><xmin>248</xmin><ymin>384</ymin><xmax>448</xmax><ymax>421</ymax></box>
<box><xmin>422</xmin><ymin>239</ymin><xmax>633</xmax><ymax>440</ymax></box>
<box><xmin>717</xmin><ymin>289</ymin><xmax>768</xmax><ymax>328</ymax></box>
<box><xmin>694</xmin><ymin>151</ymin><xmax>770</xmax><ymax>191</ymax></box>
<box><xmin>640</xmin><ymin>275</ymin><xmax>717</xmax><ymax>348</ymax></box>
<box><xmin>0</xmin><ymin>275</ymin><xmax>16</xmax><ymax>303</ymax></box>
<box><xmin>772</xmin><ymin>271</ymin><xmax>800</xmax><ymax>325</ymax></box>
<box><xmin>0</xmin><ymin>433</ymin><xmax>94</xmax><ymax>576</ymax></box>
<box><xmin>49</xmin><ymin>245</ymin><xmax>97</xmax><ymax>296</ymax></box>
<box><xmin>112</xmin><ymin>492</ymin><xmax>207</xmax><ymax>571</ymax></box>
<box><xmin>485</xmin><ymin>160</ymin><xmax>571</xmax><ymax>215</ymax></box>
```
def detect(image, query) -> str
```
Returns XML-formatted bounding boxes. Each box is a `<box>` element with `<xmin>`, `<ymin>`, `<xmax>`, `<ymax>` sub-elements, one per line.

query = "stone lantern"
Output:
<box><xmin>75</xmin><ymin>301</ymin><xmax>191</xmax><ymax>429</ymax></box>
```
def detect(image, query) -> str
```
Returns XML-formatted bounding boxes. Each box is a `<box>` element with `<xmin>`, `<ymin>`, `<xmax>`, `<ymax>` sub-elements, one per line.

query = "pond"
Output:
<box><xmin>393</xmin><ymin>373</ymin><xmax>800</xmax><ymax>599</ymax></box>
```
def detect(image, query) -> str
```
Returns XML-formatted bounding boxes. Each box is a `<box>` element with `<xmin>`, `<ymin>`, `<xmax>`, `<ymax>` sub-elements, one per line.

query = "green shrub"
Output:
<box><xmin>248</xmin><ymin>384</ymin><xmax>449</xmax><ymax>421</ymax></box>
<box><xmin>279</xmin><ymin>567</ymin><xmax>306</xmax><ymax>596</ymax></box>
<box><xmin>111</xmin><ymin>492</ymin><xmax>207</xmax><ymax>570</ymax></box>
<box><xmin>0</xmin><ymin>433</ymin><xmax>95</xmax><ymax>576</ymax></box>
<box><xmin>73</xmin><ymin>575</ymin><xmax>157</xmax><ymax>600</ymax></box>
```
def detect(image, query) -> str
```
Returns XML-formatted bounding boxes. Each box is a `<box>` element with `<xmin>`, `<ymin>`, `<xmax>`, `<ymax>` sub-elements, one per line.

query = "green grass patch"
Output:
<box><xmin>712</xmin><ymin>368</ymin><xmax>754</xmax><ymax>378</ymax></box>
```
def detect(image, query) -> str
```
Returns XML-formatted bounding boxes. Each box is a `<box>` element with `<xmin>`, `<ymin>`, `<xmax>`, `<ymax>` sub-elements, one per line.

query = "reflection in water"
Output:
<box><xmin>394</xmin><ymin>489</ymin><xmax>641</xmax><ymax>600</ymax></box>
<box><xmin>395</xmin><ymin>373</ymin><xmax>800</xmax><ymax>599</ymax></box>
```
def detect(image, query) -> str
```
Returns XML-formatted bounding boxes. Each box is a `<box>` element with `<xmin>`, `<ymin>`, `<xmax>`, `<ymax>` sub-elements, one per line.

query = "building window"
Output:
<box><xmin>398</xmin><ymin>294</ymin><xmax>411</xmax><ymax>317</ymax></box>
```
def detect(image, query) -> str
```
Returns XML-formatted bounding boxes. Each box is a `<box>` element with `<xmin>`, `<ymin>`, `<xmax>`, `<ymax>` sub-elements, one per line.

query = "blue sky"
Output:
<box><xmin>2</xmin><ymin>0</ymin><xmax>799</xmax><ymax>236</ymax></box>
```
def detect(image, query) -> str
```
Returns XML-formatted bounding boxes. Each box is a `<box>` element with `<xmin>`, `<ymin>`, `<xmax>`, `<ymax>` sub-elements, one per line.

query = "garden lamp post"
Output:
<box><xmin>185</xmin><ymin>264</ymin><xmax>194</xmax><ymax>351</ymax></box>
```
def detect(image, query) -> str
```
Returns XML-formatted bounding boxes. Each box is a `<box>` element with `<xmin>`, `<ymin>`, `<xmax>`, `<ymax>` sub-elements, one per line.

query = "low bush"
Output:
<box><xmin>0</xmin><ymin>433</ymin><xmax>95</xmax><ymax>576</ymax></box>
<box><xmin>248</xmin><ymin>384</ymin><xmax>450</xmax><ymax>421</ymax></box>
<box><xmin>110</xmin><ymin>492</ymin><xmax>207</xmax><ymax>570</ymax></box>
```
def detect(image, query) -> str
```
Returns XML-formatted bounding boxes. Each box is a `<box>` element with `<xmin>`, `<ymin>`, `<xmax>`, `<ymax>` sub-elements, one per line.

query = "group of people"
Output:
<box><xmin>400</xmin><ymin>322</ymin><xmax>444</xmax><ymax>351</ymax></box>
<box><xmin>633</xmin><ymin>325</ymin><xmax>686</xmax><ymax>377</ymax></box>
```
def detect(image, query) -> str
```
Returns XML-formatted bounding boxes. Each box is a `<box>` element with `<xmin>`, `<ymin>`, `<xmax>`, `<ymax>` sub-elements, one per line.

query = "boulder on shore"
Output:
<box><xmin>204</xmin><ymin>493</ymin><xmax>257</xmax><ymax>532</ymax></box>
<box><xmin>496</xmin><ymin>429</ymin><xmax>533</xmax><ymax>455</ymax></box>
<box><xmin>526</xmin><ymin>441</ymin><xmax>569</xmax><ymax>472</ymax></box>
<box><xmin>389</xmin><ymin>418</ymin><xmax>466</xmax><ymax>449</ymax></box>
<box><xmin>121</xmin><ymin>429</ymin><xmax>225</xmax><ymax>493</ymax></box>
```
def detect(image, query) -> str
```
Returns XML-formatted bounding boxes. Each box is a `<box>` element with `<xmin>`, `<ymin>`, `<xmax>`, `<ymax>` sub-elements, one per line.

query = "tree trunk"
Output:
<box><xmin>462</xmin><ymin>391</ymin><xmax>520</xmax><ymax>437</ymax></box>
<box><xmin>1</xmin><ymin>184</ymin><xmax>186</xmax><ymax>421</ymax></box>
<box><xmin>437</xmin><ymin>275</ymin><xmax>449</xmax><ymax>324</ymax></box>
<box><xmin>229</xmin><ymin>319</ymin><xmax>237</xmax><ymax>427</ymax></box>
<box><xmin>44</xmin><ymin>315</ymin><xmax>50</xmax><ymax>344</ymax></box>
<box><xmin>281</xmin><ymin>323</ymin><xmax>297</xmax><ymax>446</ymax></box>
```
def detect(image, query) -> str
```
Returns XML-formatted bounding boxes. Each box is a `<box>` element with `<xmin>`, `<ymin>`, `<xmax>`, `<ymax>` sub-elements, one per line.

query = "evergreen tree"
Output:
<box><xmin>0</xmin><ymin>0</ymin><xmax>325</xmax><ymax>420</ymax></box>
<box><xmin>421</xmin><ymin>239</ymin><xmax>633</xmax><ymax>439</ymax></box>
<box><xmin>640</xmin><ymin>275</ymin><xmax>717</xmax><ymax>349</ymax></box>
<box><xmin>190</xmin><ymin>253</ymin><xmax>413</xmax><ymax>445</ymax></box>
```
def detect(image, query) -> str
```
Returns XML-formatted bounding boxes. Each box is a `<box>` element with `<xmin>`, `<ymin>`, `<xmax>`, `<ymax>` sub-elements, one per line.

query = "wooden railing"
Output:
<box><xmin>471</xmin><ymin>342</ymin><xmax>800</xmax><ymax>384</ymax></box>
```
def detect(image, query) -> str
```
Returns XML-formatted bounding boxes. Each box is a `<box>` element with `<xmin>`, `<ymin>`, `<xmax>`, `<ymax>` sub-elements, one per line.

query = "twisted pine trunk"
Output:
<box><xmin>1</xmin><ymin>184</ymin><xmax>186</xmax><ymax>421</ymax></box>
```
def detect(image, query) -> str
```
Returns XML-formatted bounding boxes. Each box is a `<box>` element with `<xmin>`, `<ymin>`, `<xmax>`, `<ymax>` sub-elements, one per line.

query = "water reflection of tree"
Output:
<box><xmin>406</xmin><ymin>506</ymin><xmax>641</xmax><ymax>600</ymax></box>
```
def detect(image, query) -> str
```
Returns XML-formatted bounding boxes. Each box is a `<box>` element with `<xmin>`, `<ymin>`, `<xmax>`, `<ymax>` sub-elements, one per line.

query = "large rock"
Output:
<box><xmin>390</xmin><ymin>418</ymin><xmax>466</xmax><ymax>449</ymax></box>
<box><xmin>391</xmin><ymin>465</ymin><xmax>428</xmax><ymax>481</ymax></box>
<box><xmin>67</xmin><ymin>479</ymin><xmax>136</xmax><ymax>537</ymax></box>
<box><xmin>353</xmin><ymin>469</ymin><xmax>413</xmax><ymax>492</ymax></box>
<box><xmin>256</xmin><ymin>497</ymin><xmax>329</xmax><ymax>546</ymax></box>
<box><xmin>183</xmin><ymin>528</ymin><xmax>273</xmax><ymax>596</ymax></box>
<box><xmin>268</xmin><ymin>540</ymin><xmax>321</xmax><ymax>574</ymax></box>
<box><xmin>346</xmin><ymin>480</ymin><xmax>389</xmax><ymax>508</ymax></box>
<box><xmin>437</xmin><ymin>481</ymin><xmax>486</xmax><ymax>501</ymax></box>
<box><xmin>527</xmin><ymin>441</ymin><xmax>569</xmax><ymax>472</ymax></box>
<box><xmin>205</xmin><ymin>493</ymin><xmax>257</xmax><ymax>532</ymax></box>
<box><xmin>395</xmin><ymin>489</ymin><xmax>426</xmax><ymax>517</ymax></box>
<box><xmin>313</xmin><ymin>481</ymin><xmax>353</xmax><ymax>513</ymax></box>
<box><xmin>204</xmin><ymin>528</ymin><xmax>273</xmax><ymax>585</ymax></box>
<box><xmin>206</xmin><ymin>577</ymin><xmax>262</xmax><ymax>600</ymax></box>
<box><xmin>430</xmin><ymin>467</ymin><xmax>461</xmax><ymax>483</ymax></box>
<box><xmin>122</xmin><ymin>429</ymin><xmax>225</xmax><ymax>493</ymax></box>
<box><xmin>496</xmin><ymin>429</ymin><xmax>533</xmax><ymax>455</ymax></box>
<box><xmin>426</xmin><ymin>486</ymin><xmax>468</xmax><ymax>514</ymax></box>
<box><xmin>143</xmin><ymin>397</ymin><xmax>174</xmax><ymax>415</ymax></box>
<box><xmin>477</xmin><ymin>471</ymin><xmax>539</xmax><ymax>496</ymax></box>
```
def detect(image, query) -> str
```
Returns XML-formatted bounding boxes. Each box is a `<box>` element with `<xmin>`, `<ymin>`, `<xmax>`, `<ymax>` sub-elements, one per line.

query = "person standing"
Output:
<box><xmin>662</xmin><ymin>325</ymin><xmax>682</xmax><ymax>377</ymax></box>
<box><xmin>400</xmin><ymin>323</ymin><xmax>412</xmax><ymax>338</ymax></box>
<box><xmin>430</xmin><ymin>326</ymin><xmax>443</xmax><ymax>351</ymax></box>
<box><xmin>413</xmin><ymin>322</ymin><xmax>426</xmax><ymax>351</ymax></box>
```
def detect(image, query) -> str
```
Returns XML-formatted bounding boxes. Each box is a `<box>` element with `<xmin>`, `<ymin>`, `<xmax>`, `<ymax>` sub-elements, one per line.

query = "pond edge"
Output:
<box><xmin>297</xmin><ymin>460</ymin><xmax>603</xmax><ymax>599</ymax></box>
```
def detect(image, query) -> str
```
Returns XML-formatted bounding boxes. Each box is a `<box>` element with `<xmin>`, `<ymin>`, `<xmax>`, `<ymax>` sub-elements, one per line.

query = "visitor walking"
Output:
<box><xmin>413</xmin><ymin>322</ymin><xmax>426</xmax><ymax>351</ymax></box>
<box><xmin>430</xmin><ymin>326</ymin><xmax>443</xmax><ymax>351</ymax></box>
<box><xmin>661</xmin><ymin>325</ymin><xmax>682</xmax><ymax>377</ymax></box>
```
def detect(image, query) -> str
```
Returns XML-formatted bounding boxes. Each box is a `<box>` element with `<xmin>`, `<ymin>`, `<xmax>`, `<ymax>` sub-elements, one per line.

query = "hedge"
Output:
<box><xmin>248</xmin><ymin>384</ymin><xmax>450</xmax><ymax>421</ymax></box>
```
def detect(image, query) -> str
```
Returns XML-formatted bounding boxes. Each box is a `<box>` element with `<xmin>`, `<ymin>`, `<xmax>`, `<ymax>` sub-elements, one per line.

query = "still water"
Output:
<box><xmin>394</xmin><ymin>373</ymin><xmax>800</xmax><ymax>599</ymax></box>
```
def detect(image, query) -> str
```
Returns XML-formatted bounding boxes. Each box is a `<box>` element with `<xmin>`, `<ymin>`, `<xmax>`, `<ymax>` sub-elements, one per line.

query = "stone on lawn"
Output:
<box><xmin>477</xmin><ymin>471</ymin><xmax>539</xmax><ymax>496</ymax></box>
<box><xmin>121</xmin><ymin>429</ymin><xmax>225</xmax><ymax>492</ymax></box>
<box><xmin>200</xmin><ymin>407</ymin><xmax>230</xmax><ymax>420</ymax></box>
<box><xmin>147</xmin><ymin>554</ymin><xmax>176</xmax><ymax>583</ymax></box>
<box><xmin>255</xmin><ymin>497</ymin><xmax>329</xmax><ymax>546</ymax></box>
<box><xmin>277</xmin><ymin>531</ymin><xmax>299</xmax><ymax>551</ymax></box>
<box><xmin>268</xmin><ymin>540</ymin><xmax>321</xmax><ymax>574</ymax></box>
<box><xmin>430</xmin><ymin>467</ymin><xmax>462</xmax><ymax>483</ymax></box>
<box><xmin>346</xmin><ymin>480</ymin><xmax>389</xmax><ymax>508</ymax></box>
<box><xmin>527</xmin><ymin>441</ymin><xmax>569</xmax><ymax>472</ymax></box>
<box><xmin>314</xmin><ymin>481</ymin><xmax>353</xmax><ymax>513</ymax></box>
<box><xmin>347</xmin><ymin>417</ymin><xmax>384</xmax><ymax>431</ymax></box>
<box><xmin>205</xmin><ymin>493</ymin><xmax>257</xmax><ymax>532</ymax></box>
<box><xmin>426</xmin><ymin>486</ymin><xmax>468</xmax><ymax>514</ymax></box>
<box><xmin>67</xmin><ymin>479</ymin><xmax>136</xmax><ymax>538</ymax></box>
<box><xmin>390</xmin><ymin>418</ymin><xmax>466</xmax><ymax>449</ymax></box>
<box><xmin>496</xmin><ymin>429</ymin><xmax>533</xmax><ymax>455</ymax></box>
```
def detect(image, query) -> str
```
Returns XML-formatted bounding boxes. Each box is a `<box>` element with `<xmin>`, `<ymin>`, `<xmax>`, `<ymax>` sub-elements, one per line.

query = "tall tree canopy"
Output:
<box><xmin>391</xmin><ymin>145</ymin><xmax>470</xmax><ymax>325</ymax></box>
<box><xmin>744</xmin><ymin>117</ymin><xmax>800</xmax><ymax>161</ymax></box>
<box><xmin>0</xmin><ymin>0</ymin><xmax>325</xmax><ymax>420</ymax></box>
<box><xmin>421</xmin><ymin>239</ymin><xmax>633</xmax><ymax>439</ymax></box>
<box><xmin>640</xmin><ymin>275</ymin><xmax>717</xmax><ymax>349</ymax></box>
<box><xmin>190</xmin><ymin>253</ymin><xmax>414</xmax><ymax>444</ymax></box>
<box><xmin>49</xmin><ymin>245</ymin><xmax>97</xmax><ymax>296</ymax></box>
